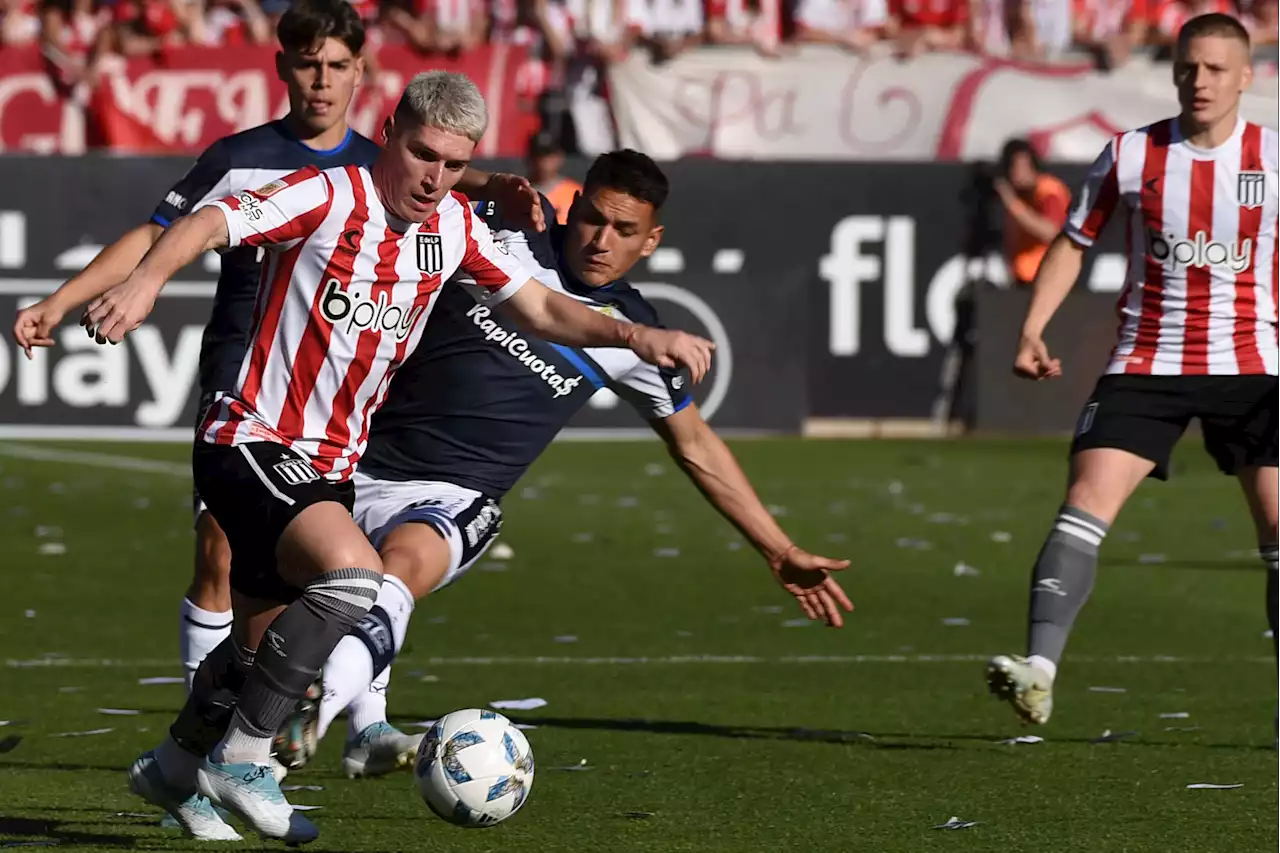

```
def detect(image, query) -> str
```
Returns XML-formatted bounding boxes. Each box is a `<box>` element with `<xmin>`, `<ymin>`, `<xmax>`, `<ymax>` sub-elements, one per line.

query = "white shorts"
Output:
<box><xmin>351</xmin><ymin>470</ymin><xmax>503</xmax><ymax>593</ymax></box>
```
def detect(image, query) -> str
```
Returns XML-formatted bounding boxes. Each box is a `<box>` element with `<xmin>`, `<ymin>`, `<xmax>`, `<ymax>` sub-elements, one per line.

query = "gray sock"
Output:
<box><xmin>1262</xmin><ymin>544</ymin><xmax>1277</xmax><ymax>656</ymax></box>
<box><xmin>1026</xmin><ymin>506</ymin><xmax>1109</xmax><ymax>666</ymax></box>
<box><xmin>232</xmin><ymin>568</ymin><xmax>383</xmax><ymax>741</ymax></box>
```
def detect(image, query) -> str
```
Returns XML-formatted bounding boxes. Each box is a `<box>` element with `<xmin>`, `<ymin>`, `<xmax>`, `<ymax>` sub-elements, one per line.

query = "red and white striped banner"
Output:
<box><xmin>0</xmin><ymin>43</ymin><xmax>533</xmax><ymax>156</ymax></box>
<box><xmin>605</xmin><ymin>46</ymin><xmax>1279</xmax><ymax>162</ymax></box>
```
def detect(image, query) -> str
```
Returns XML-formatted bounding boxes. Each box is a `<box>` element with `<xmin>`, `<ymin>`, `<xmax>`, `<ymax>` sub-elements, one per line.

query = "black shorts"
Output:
<box><xmin>192</xmin><ymin>440</ymin><xmax>355</xmax><ymax>602</ymax></box>
<box><xmin>1071</xmin><ymin>374</ymin><xmax>1279</xmax><ymax>480</ymax></box>
<box><xmin>191</xmin><ymin>391</ymin><xmax>221</xmax><ymax>524</ymax></box>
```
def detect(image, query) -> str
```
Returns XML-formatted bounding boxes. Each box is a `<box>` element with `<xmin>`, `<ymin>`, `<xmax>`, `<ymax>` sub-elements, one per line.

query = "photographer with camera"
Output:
<box><xmin>994</xmin><ymin>138</ymin><xmax>1071</xmax><ymax>287</ymax></box>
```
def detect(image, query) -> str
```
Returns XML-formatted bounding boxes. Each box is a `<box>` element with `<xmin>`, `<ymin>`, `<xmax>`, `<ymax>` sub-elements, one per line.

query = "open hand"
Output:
<box><xmin>770</xmin><ymin>545</ymin><xmax>854</xmax><ymax>627</ymax></box>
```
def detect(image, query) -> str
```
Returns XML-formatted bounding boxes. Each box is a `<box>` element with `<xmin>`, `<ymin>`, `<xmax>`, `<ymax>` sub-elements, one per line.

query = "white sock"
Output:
<box><xmin>155</xmin><ymin>735</ymin><xmax>203</xmax><ymax>789</ymax></box>
<box><xmin>348</xmin><ymin>664</ymin><xmax>393</xmax><ymax>737</ymax></box>
<box><xmin>209</xmin><ymin>711</ymin><xmax>273</xmax><ymax>766</ymax></box>
<box><xmin>316</xmin><ymin>575</ymin><xmax>415</xmax><ymax>741</ymax></box>
<box><xmin>179</xmin><ymin>598</ymin><xmax>232</xmax><ymax>694</ymax></box>
<box><xmin>1026</xmin><ymin>655</ymin><xmax>1058</xmax><ymax>681</ymax></box>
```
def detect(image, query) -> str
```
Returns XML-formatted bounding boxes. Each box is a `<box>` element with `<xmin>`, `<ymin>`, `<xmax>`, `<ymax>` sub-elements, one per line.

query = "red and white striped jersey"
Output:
<box><xmin>198</xmin><ymin>164</ymin><xmax>530</xmax><ymax>479</ymax></box>
<box><xmin>1066</xmin><ymin>117</ymin><xmax>1279</xmax><ymax>376</ymax></box>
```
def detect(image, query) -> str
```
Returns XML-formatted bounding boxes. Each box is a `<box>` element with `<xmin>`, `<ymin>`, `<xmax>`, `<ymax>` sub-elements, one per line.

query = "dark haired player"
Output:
<box><xmin>280</xmin><ymin>150</ymin><xmax>854</xmax><ymax>778</ymax></box>
<box><xmin>988</xmin><ymin>13</ymin><xmax>1277</xmax><ymax>725</ymax></box>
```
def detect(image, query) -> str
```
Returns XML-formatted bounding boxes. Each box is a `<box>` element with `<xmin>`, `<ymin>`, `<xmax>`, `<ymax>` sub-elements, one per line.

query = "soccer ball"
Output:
<box><xmin>414</xmin><ymin>709</ymin><xmax>535</xmax><ymax>827</ymax></box>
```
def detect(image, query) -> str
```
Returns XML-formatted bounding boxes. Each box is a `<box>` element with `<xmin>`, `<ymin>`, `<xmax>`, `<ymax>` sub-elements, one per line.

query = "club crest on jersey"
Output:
<box><xmin>1238</xmin><ymin>172</ymin><xmax>1266</xmax><ymax>209</ymax></box>
<box><xmin>417</xmin><ymin>233</ymin><xmax>444</xmax><ymax>275</ymax></box>
<box><xmin>273</xmin><ymin>456</ymin><xmax>320</xmax><ymax>486</ymax></box>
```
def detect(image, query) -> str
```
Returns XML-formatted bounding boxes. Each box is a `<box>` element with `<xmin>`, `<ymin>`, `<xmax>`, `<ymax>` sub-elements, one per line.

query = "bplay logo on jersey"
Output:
<box><xmin>320</xmin><ymin>278</ymin><xmax>426</xmax><ymax>341</ymax></box>
<box><xmin>466</xmin><ymin>303</ymin><xmax>584</xmax><ymax>399</ymax></box>
<box><xmin>1148</xmin><ymin>230</ymin><xmax>1252</xmax><ymax>273</ymax></box>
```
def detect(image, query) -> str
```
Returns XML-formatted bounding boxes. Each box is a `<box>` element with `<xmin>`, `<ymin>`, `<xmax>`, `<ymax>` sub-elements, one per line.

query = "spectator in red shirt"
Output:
<box><xmin>1149</xmin><ymin>0</ymin><xmax>1237</xmax><ymax>45</ymax></box>
<box><xmin>41</xmin><ymin>0</ymin><xmax>111</xmax><ymax>89</ymax></box>
<box><xmin>201</xmin><ymin>0</ymin><xmax>271</xmax><ymax>45</ymax></box>
<box><xmin>107</xmin><ymin>0</ymin><xmax>197</xmax><ymax>55</ymax></box>
<box><xmin>1243</xmin><ymin>0</ymin><xmax>1277</xmax><ymax>44</ymax></box>
<box><xmin>887</xmin><ymin>0</ymin><xmax>965</xmax><ymax>57</ymax></box>
<box><xmin>1</xmin><ymin>0</ymin><xmax>41</xmax><ymax>46</ymax></box>
<box><xmin>1073</xmin><ymin>0</ymin><xmax>1149</xmax><ymax>68</ymax></box>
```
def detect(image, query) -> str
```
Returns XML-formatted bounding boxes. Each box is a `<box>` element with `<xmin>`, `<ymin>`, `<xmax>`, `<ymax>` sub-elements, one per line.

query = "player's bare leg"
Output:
<box><xmin>1238</xmin><ymin>465</ymin><xmax>1279</xmax><ymax>655</ymax></box>
<box><xmin>179</xmin><ymin>513</ymin><xmax>234</xmax><ymax>693</ymax></box>
<box><xmin>193</xmin><ymin>502</ymin><xmax>383</xmax><ymax>841</ymax></box>
<box><xmin>1239</xmin><ymin>466</ymin><xmax>1280</xmax><ymax>737</ymax></box>
<box><xmin>989</xmin><ymin>448</ymin><xmax>1155</xmax><ymax>724</ymax></box>
<box><xmin>311</xmin><ymin>522</ymin><xmax>450</xmax><ymax>778</ymax></box>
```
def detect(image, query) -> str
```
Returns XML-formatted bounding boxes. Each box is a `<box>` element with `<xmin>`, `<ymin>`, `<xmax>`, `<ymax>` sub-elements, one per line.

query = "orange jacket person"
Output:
<box><xmin>996</xmin><ymin>139</ymin><xmax>1071</xmax><ymax>286</ymax></box>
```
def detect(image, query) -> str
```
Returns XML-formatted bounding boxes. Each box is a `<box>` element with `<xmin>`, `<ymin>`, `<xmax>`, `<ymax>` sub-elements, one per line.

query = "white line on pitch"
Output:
<box><xmin>0</xmin><ymin>443</ymin><xmax>189</xmax><ymax>476</ymax></box>
<box><xmin>5</xmin><ymin>653</ymin><xmax>1272</xmax><ymax>669</ymax></box>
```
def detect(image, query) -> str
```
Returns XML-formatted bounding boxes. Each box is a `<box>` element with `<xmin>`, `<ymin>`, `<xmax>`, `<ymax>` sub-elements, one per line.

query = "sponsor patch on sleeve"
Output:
<box><xmin>255</xmin><ymin>179</ymin><xmax>288</xmax><ymax>198</ymax></box>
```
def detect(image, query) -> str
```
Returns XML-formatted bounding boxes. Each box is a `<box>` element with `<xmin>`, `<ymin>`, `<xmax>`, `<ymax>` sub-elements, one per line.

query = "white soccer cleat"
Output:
<box><xmin>128</xmin><ymin>750</ymin><xmax>242</xmax><ymax>841</ymax></box>
<box><xmin>987</xmin><ymin>654</ymin><xmax>1054</xmax><ymax>725</ymax></box>
<box><xmin>342</xmin><ymin>722</ymin><xmax>424</xmax><ymax>779</ymax></box>
<box><xmin>197</xmin><ymin>759</ymin><xmax>318</xmax><ymax>845</ymax></box>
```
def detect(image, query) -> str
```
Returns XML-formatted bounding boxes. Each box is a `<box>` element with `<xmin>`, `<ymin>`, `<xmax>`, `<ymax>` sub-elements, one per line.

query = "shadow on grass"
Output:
<box><xmin>1100</xmin><ymin>557</ymin><xmax>1262</xmax><ymax>572</ymax></box>
<box><xmin>0</xmin><ymin>816</ymin><xmax>135</xmax><ymax>848</ymax></box>
<box><xmin>389</xmin><ymin>714</ymin><xmax>1273</xmax><ymax>752</ymax></box>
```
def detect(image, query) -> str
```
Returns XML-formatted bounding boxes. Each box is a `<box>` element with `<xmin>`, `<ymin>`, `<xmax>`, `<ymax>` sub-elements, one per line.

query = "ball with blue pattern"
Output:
<box><xmin>414</xmin><ymin>708</ymin><xmax>535</xmax><ymax>827</ymax></box>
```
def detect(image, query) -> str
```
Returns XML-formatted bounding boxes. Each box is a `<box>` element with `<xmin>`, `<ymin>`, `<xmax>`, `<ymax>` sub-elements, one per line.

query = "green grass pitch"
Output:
<box><xmin>0</xmin><ymin>437</ymin><xmax>1275</xmax><ymax>852</ymax></box>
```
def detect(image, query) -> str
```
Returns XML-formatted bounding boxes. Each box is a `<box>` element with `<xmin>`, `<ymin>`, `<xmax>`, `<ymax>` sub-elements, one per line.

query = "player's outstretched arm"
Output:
<box><xmin>13</xmin><ymin>222</ymin><xmax>163</xmax><ymax>358</ymax></box>
<box><xmin>500</xmin><ymin>282</ymin><xmax>716</xmax><ymax>383</ymax></box>
<box><xmin>81</xmin><ymin>207</ymin><xmax>230</xmax><ymax>344</ymax></box>
<box><xmin>1015</xmin><ymin>234</ymin><xmax>1086</xmax><ymax>381</ymax></box>
<box><xmin>649</xmin><ymin>405</ymin><xmax>854</xmax><ymax>627</ymax></box>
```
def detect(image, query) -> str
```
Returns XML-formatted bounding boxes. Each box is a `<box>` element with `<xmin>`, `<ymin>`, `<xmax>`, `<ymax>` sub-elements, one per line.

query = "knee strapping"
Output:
<box><xmin>248</xmin><ymin>568</ymin><xmax>384</xmax><ymax>705</ymax></box>
<box><xmin>303</xmin><ymin>567</ymin><xmax>385</xmax><ymax>624</ymax></box>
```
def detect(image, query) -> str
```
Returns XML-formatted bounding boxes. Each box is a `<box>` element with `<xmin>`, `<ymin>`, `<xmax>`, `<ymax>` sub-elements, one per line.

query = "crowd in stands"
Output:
<box><xmin>0</xmin><ymin>0</ymin><xmax>1274</xmax><ymax>97</ymax></box>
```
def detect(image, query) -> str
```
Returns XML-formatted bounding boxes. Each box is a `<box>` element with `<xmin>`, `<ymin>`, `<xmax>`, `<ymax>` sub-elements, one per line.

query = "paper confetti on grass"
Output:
<box><xmin>996</xmin><ymin>735</ymin><xmax>1043</xmax><ymax>745</ymax></box>
<box><xmin>1088</xmin><ymin>686</ymin><xmax>1127</xmax><ymax>693</ymax></box>
<box><xmin>51</xmin><ymin>728</ymin><xmax>113</xmax><ymax>738</ymax></box>
<box><xmin>1186</xmin><ymin>783</ymin><xmax>1242</xmax><ymax>790</ymax></box>
<box><xmin>97</xmin><ymin>708</ymin><xmax>142</xmax><ymax>716</ymax></box>
<box><xmin>138</xmin><ymin>676</ymin><xmax>185</xmax><ymax>686</ymax></box>
<box><xmin>933</xmin><ymin>817</ymin><xmax>978</xmax><ymax>830</ymax></box>
<box><xmin>490</xmin><ymin>698</ymin><xmax>547</xmax><ymax>711</ymax></box>
<box><xmin>1090</xmin><ymin>729</ymin><xmax>1139</xmax><ymax>743</ymax></box>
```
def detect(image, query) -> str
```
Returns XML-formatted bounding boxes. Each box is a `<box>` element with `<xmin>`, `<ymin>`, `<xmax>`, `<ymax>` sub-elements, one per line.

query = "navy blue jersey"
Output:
<box><xmin>359</xmin><ymin>196</ymin><xmax>693</xmax><ymax>498</ymax></box>
<box><xmin>153</xmin><ymin>121</ymin><xmax>380</xmax><ymax>394</ymax></box>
